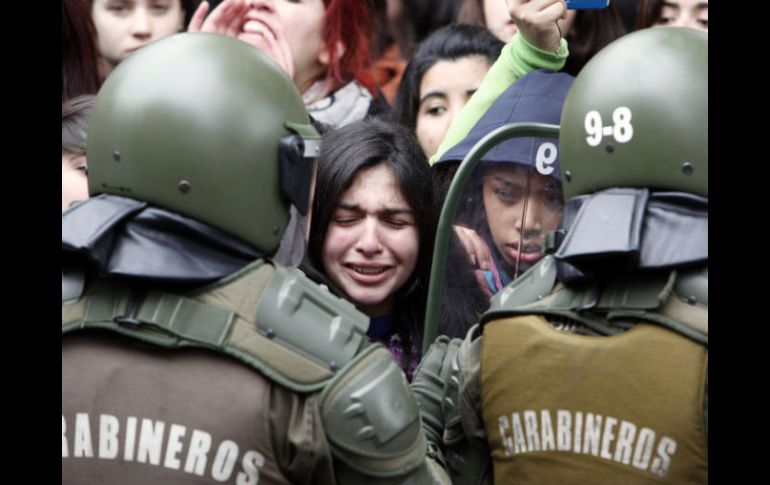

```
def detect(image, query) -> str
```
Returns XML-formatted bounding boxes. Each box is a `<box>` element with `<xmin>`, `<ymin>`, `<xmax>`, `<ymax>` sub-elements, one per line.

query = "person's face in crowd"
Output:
<box><xmin>239</xmin><ymin>0</ymin><xmax>331</xmax><ymax>92</ymax></box>
<box><xmin>653</xmin><ymin>0</ymin><xmax>708</xmax><ymax>31</ymax></box>
<box><xmin>482</xmin><ymin>164</ymin><xmax>564</xmax><ymax>275</ymax></box>
<box><xmin>92</xmin><ymin>0</ymin><xmax>185</xmax><ymax>67</ymax></box>
<box><xmin>482</xmin><ymin>0</ymin><xmax>577</xmax><ymax>43</ymax></box>
<box><xmin>415</xmin><ymin>55</ymin><xmax>491</xmax><ymax>158</ymax></box>
<box><xmin>62</xmin><ymin>151</ymin><xmax>89</xmax><ymax>213</ymax></box>
<box><xmin>322</xmin><ymin>163</ymin><xmax>420</xmax><ymax>317</ymax></box>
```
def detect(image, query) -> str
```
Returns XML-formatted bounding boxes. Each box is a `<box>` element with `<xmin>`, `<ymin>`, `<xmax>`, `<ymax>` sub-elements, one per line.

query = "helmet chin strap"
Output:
<box><xmin>273</xmin><ymin>204</ymin><xmax>309</xmax><ymax>268</ymax></box>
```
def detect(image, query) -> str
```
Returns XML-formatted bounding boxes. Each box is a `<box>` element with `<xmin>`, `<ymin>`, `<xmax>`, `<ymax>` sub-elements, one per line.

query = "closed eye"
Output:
<box><xmin>384</xmin><ymin>219</ymin><xmax>409</xmax><ymax>228</ymax></box>
<box><xmin>151</xmin><ymin>5</ymin><xmax>170</xmax><ymax>14</ymax></box>
<box><xmin>332</xmin><ymin>216</ymin><xmax>359</xmax><ymax>226</ymax></box>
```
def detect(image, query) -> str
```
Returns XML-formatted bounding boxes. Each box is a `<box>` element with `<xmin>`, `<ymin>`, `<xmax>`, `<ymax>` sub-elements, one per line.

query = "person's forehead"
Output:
<box><xmin>420</xmin><ymin>57</ymin><xmax>490</xmax><ymax>95</ymax></box>
<box><xmin>482</xmin><ymin>164</ymin><xmax>560</xmax><ymax>189</ymax></box>
<box><xmin>484</xmin><ymin>164</ymin><xmax>528</xmax><ymax>179</ymax></box>
<box><xmin>344</xmin><ymin>164</ymin><xmax>398</xmax><ymax>195</ymax></box>
<box><xmin>663</xmin><ymin>0</ymin><xmax>708</xmax><ymax>9</ymax></box>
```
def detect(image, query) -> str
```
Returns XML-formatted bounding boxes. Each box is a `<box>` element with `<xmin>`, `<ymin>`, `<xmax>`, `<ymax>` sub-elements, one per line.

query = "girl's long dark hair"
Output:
<box><xmin>433</xmin><ymin>162</ymin><xmax>490</xmax><ymax>339</ymax></box>
<box><xmin>563</xmin><ymin>3</ymin><xmax>627</xmax><ymax>77</ymax></box>
<box><xmin>635</xmin><ymin>0</ymin><xmax>666</xmax><ymax>30</ymax></box>
<box><xmin>307</xmin><ymin>118</ymin><xmax>438</xmax><ymax>371</ymax></box>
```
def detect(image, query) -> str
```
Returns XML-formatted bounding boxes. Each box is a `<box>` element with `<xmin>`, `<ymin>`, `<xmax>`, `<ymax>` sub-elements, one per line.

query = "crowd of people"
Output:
<box><xmin>62</xmin><ymin>0</ymin><xmax>708</xmax><ymax>483</ymax></box>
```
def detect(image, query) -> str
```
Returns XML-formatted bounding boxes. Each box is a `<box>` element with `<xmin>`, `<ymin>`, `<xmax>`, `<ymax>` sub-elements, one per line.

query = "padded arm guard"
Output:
<box><xmin>411</xmin><ymin>332</ymin><xmax>492</xmax><ymax>485</ymax></box>
<box><xmin>410</xmin><ymin>337</ymin><xmax>461</xmax><ymax>452</ymax></box>
<box><xmin>320</xmin><ymin>345</ymin><xmax>448</xmax><ymax>484</ymax></box>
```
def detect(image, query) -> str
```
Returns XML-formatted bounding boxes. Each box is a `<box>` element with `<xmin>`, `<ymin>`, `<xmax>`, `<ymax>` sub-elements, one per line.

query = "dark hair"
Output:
<box><xmin>62</xmin><ymin>0</ymin><xmax>101</xmax><ymax>102</ymax></box>
<box><xmin>62</xmin><ymin>95</ymin><xmax>97</xmax><ymax>155</ymax></box>
<box><xmin>370</xmin><ymin>0</ymin><xmax>465</xmax><ymax>60</ymax></box>
<box><xmin>615</xmin><ymin>0</ymin><xmax>640</xmax><ymax>32</ymax></box>
<box><xmin>636</xmin><ymin>0</ymin><xmax>666</xmax><ymax>29</ymax></box>
<box><xmin>433</xmin><ymin>163</ymin><xmax>487</xmax><ymax>338</ymax></box>
<box><xmin>308</xmin><ymin>118</ymin><xmax>438</xmax><ymax>370</ymax></box>
<box><xmin>181</xmin><ymin>0</ymin><xmax>202</xmax><ymax>28</ymax></box>
<box><xmin>391</xmin><ymin>24</ymin><xmax>503</xmax><ymax>131</ymax></box>
<box><xmin>433</xmin><ymin>162</ymin><xmax>497</xmax><ymax>338</ymax></box>
<box><xmin>563</xmin><ymin>4</ymin><xmax>627</xmax><ymax>76</ymax></box>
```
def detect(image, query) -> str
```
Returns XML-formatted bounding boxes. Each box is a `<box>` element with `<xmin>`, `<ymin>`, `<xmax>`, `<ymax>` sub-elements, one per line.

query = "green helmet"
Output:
<box><xmin>87</xmin><ymin>33</ymin><xmax>320</xmax><ymax>254</ymax></box>
<box><xmin>559</xmin><ymin>28</ymin><xmax>707</xmax><ymax>200</ymax></box>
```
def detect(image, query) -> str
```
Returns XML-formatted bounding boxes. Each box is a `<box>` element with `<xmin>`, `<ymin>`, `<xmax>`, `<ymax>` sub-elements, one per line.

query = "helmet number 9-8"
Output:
<box><xmin>584</xmin><ymin>107</ymin><xmax>634</xmax><ymax>147</ymax></box>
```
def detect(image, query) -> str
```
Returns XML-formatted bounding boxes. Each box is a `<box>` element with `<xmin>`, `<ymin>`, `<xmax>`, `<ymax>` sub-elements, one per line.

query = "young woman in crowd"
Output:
<box><xmin>90</xmin><ymin>0</ymin><xmax>197</xmax><ymax>80</ymax></box>
<box><xmin>391</xmin><ymin>24</ymin><xmax>504</xmax><ymax>158</ymax></box>
<box><xmin>424</xmin><ymin>0</ymin><xmax>574</xmax><ymax>337</ymax></box>
<box><xmin>304</xmin><ymin>119</ymin><xmax>438</xmax><ymax>380</ymax></box>
<box><xmin>189</xmin><ymin>0</ymin><xmax>387</xmax><ymax>128</ymax></box>
<box><xmin>434</xmin><ymin>69</ymin><xmax>573</xmax><ymax>338</ymax></box>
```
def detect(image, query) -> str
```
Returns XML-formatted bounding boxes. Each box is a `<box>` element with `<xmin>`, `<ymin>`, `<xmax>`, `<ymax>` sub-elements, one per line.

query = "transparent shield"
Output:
<box><xmin>424</xmin><ymin>125</ymin><xmax>564</xmax><ymax>346</ymax></box>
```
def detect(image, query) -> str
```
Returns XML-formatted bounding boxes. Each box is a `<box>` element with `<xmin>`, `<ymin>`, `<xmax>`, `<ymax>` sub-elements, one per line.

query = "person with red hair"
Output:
<box><xmin>190</xmin><ymin>0</ymin><xmax>384</xmax><ymax>128</ymax></box>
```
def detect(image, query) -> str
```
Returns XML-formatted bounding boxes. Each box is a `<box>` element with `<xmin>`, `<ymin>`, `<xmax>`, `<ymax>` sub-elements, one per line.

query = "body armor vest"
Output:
<box><xmin>62</xmin><ymin>259</ymin><xmax>369</xmax><ymax>484</ymax></box>
<box><xmin>480</xmin><ymin>315</ymin><xmax>707</xmax><ymax>484</ymax></box>
<box><xmin>477</xmin><ymin>256</ymin><xmax>708</xmax><ymax>484</ymax></box>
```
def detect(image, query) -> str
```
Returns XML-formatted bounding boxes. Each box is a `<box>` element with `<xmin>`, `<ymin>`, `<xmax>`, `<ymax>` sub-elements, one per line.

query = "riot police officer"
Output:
<box><xmin>62</xmin><ymin>33</ymin><xmax>447</xmax><ymax>485</ymax></box>
<box><xmin>413</xmin><ymin>27</ymin><xmax>708</xmax><ymax>485</ymax></box>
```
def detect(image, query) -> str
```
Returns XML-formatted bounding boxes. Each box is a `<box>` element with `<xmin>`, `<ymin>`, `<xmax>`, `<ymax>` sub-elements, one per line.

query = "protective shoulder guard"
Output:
<box><xmin>320</xmin><ymin>345</ymin><xmax>429</xmax><ymax>481</ymax></box>
<box><xmin>674</xmin><ymin>266</ymin><xmax>708</xmax><ymax>309</ymax></box>
<box><xmin>483</xmin><ymin>258</ymin><xmax>707</xmax><ymax>344</ymax></box>
<box><xmin>661</xmin><ymin>266</ymin><xmax>708</xmax><ymax>337</ymax></box>
<box><xmin>62</xmin><ymin>261</ymin><xmax>371</xmax><ymax>393</ymax></box>
<box><xmin>253</xmin><ymin>264</ymin><xmax>370</xmax><ymax>375</ymax></box>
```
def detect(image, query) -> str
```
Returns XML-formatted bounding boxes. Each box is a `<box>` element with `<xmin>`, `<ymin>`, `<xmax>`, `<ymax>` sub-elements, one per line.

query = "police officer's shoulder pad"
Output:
<box><xmin>63</xmin><ymin>261</ymin><xmax>372</xmax><ymax>393</ymax></box>
<box><xmin>320</xmin><ymin>346</ymin><xmax>427</xmax><ymax>478</ymax></box>
<box><xmin>253</xmin><ymin>265</ymin><xmax>370</xmax><ymax>376</ymax></box>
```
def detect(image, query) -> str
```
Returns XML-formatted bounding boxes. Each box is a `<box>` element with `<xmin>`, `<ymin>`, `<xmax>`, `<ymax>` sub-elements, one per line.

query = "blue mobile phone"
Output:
<box><xmin>565</xmin><ymin>0</ymin><xmax>610</xmax><ymax>9</ymax></box>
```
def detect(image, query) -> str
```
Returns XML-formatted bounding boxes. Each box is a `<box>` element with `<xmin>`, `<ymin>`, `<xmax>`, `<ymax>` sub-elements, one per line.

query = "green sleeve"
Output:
<box><xmin>429</xmin><ymin>34</ymin><xmax>569</xmax><ymax>165</ymax></box>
